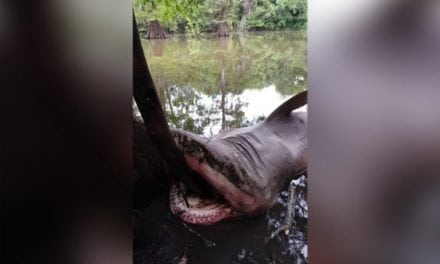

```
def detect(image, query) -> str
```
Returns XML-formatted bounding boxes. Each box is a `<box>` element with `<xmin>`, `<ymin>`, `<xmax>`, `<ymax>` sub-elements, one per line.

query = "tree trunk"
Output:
<box><xmin>238</xmin><ymin>0</ymin><xmax>252</xmax><ymax>33</ymax></box>
<box><xmin>217</xmin><ymin>1</ymin><xmax>229</xmax><ymax>37</ymax></box>
<box><xmin>133</xmin><ymin>15</ymin><xmax>209</xmax><ymax>195</ymax></box>
<box><xmin>133</xmin><ymin>118</ymin><xmax>166</xmax><ymax>208</ymax></box>
<box><xmin>146</xmin><ymin>20</ymin><xmax>167</xmax><ymax>39</ymax></box>
<box><xmin>238</xmin><ymin>15</ymin><xmax>247</xmax><ymax>33</ymax></box>
<box><xmin>217</xmin><ymin>22</ymin><xmax>230</xmax><ymax>37</ymax></box>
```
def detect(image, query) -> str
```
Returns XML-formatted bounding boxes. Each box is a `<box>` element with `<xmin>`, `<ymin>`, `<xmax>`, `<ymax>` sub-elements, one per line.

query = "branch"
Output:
<box><xmin>133</xmin><ymin>13</ymin><xmax>209</xmax><ymax>194</ymax></box>
<box><xmin>264</xmin><ymin>183</ymin><xmax>297</xmax><ymax>244</ymax></box>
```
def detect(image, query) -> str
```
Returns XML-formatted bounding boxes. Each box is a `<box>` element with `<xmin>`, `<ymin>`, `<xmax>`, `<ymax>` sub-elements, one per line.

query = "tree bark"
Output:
<box><xmin>238</xmin><ymin>15</ymin><xmax>247</xmax><ymax>33</ymax></box>
<box><xmin>133</xmin><ymin>118</ymin><xmax>166</xmax><ymax>208</ymax></box>
<box><xmin>217</xmin><ymin>1</ymin><xmax>229</xmax><ymax>37</ymax></box>
<box><xmin>217</xmin><ymin>22</ymin><xmax>230</xmax><ymax>37</ymax></box>
<box><xmin>133</xmin><ymin>15</ymin><xmax>209</xmax><ymax>195</ymax></box>
<box><xmin>238</xmin><ymin>0</ymin><xmax>252</xmax><ymax>33</ymax></box>
<box><xmin>146</xmin><ymin>20</ymin><xmax>167</xmax><ymax>39</ymax></box>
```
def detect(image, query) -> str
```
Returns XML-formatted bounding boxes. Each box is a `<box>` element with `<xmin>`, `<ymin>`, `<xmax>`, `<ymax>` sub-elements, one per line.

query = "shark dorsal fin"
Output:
<box><xmin>266</xmin><ymin>90</ymin><xmax>307</xmax><ymax>122</ymax></box>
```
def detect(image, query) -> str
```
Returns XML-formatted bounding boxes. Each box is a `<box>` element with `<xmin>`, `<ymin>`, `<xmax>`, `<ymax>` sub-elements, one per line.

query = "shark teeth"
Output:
<box><xmin>169</xmin><ymin>182</ymin><xmax>235</xmax><ymax>225</ymax></box>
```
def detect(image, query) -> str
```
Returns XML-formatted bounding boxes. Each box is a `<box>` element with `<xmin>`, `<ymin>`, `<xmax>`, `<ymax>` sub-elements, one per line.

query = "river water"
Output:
<box><xmin>134</xmin><ymin>31</ymin><xmax>308</xmax><ymax>264</ymax></box>
<box><xmin>142</xmin><ymin>31</ymin><xmax>307</xmax><ymax>136</ymax></box>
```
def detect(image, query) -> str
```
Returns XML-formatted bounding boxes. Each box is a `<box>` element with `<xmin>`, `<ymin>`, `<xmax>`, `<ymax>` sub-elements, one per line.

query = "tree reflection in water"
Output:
<box><xmin>143</xmin><ymin>31</ymin><xmax>307</xmax><ymax>136</ymax></box>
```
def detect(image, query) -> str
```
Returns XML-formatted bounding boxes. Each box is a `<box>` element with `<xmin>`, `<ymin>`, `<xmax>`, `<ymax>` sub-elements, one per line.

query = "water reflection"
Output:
<box><xmin>143</xmin><ymin>31</ymin><xmax>307</xmax><ymax>136</ymax></box>
<box><xmin>163</xmin><ymin>85</ymin><xmax>248</xmax><ymax>136</ymax></box>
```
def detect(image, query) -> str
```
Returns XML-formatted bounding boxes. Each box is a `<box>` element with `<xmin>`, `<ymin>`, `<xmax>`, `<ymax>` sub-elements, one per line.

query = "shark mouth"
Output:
<box><xmin>169</xmin><ymin>129</ymin><xmax>259</xmax><ymax>225</ymax></box>
<box><xmin>169</xmin><ymin>180</ymin><xmax>236</xmax><ymax>225</ymax></box>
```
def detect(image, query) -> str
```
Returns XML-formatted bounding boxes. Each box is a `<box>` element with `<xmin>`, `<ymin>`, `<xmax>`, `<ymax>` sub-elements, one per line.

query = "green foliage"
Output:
<box><xmin>245</xmin><ymin>0</ymin><xmax>307</xmax><ymax>31</ymax></box>
<box><xmin>134</xmin><ymin>0</ymin><xmax>205</xmax><ymax>34</ymax></box>
<box><xmin>134</xmin><ymin>0</ymin><xmax>307</xmax><ymax>35</ymax></box>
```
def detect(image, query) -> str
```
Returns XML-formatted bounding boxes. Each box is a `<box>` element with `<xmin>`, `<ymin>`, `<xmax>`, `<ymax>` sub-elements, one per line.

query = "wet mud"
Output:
<box><xmin>134</xmin><ymin>176</ymin><xmax>307</xmax><ymax>264</ymax></box>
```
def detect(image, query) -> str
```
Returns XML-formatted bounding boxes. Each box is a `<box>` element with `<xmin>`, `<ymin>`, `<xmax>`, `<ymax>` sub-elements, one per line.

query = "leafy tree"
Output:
<box><xmin>246</xmin><ymin>0</ymin><xmax>307</xmax><ymax>31</ymax></box>
<box><xmin>134</xmin><ymin>0</ymin><xmax>204</xmax><ymax>37</ymax></box>
<box><xmin>134</xmin><ymin>0</ymin><xmax>307</xmax><ymax>36</ymax></box>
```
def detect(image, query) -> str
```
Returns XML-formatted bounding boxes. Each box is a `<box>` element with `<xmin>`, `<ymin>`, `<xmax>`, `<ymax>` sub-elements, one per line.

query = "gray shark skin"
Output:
<box><xmin>169</xmin><ymin>91</ymin><xmax>307</xmax><ymax>225</ymax></box>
